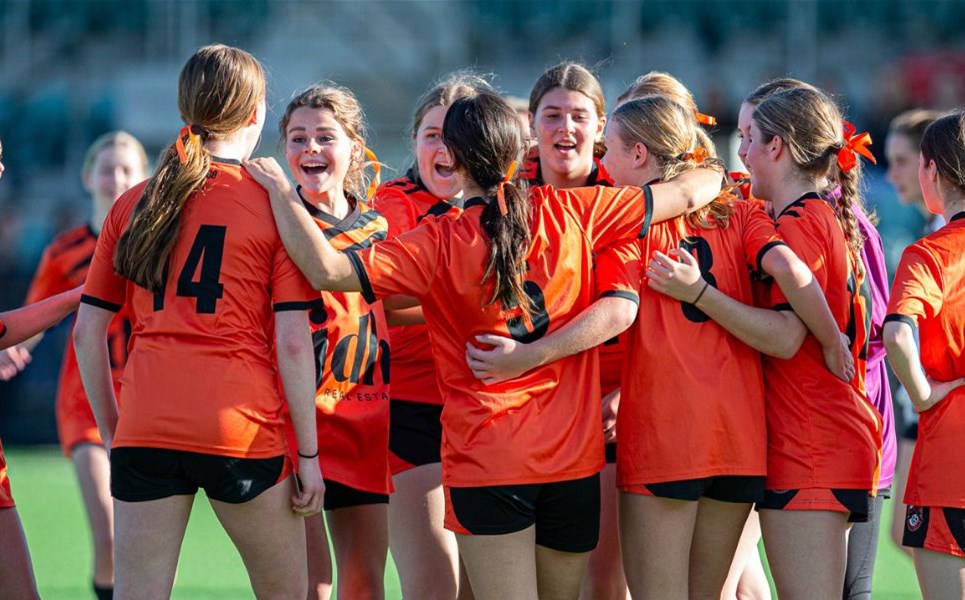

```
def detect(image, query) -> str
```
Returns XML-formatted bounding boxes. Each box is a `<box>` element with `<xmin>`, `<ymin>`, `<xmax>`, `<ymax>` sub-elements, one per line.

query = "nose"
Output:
<box><xmin>560</xmin><ymin>114</ymin><xmax>576</xmax><ymax>133</ymax></box>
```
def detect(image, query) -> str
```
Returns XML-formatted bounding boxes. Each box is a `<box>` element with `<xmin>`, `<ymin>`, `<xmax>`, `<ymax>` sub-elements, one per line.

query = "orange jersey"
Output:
<box><xmin>0</xmin><ymin>316</ymin><xmax>6</xmax><ymax>342</ymax></box>
<box><xmin>26</xmin><ymin>224</ymin><xmax>131</xmax><ymax>454</ymax></box>
<box><xmin>520</xmin><ymin>155</ymin><xmax>628</xmax><ymax>396</ymax></box>
<box><xmin>374</xmin><ymin>171</ymin><xmax>464</xmax><ymax>406</ymax></box>
<box><xmin>82</xmin><ymin>160</ymin><xmax>319</xmax><ymax>458</ymax></box>
<box><xmin>618</xmin><ymin>200</ymin><xmax>782</xmax><ymax>485</ymax></box>
<box><xmin>762</xmin><ymin>193</ymin><xmax>880</xmax><ymax>490</ymax></box>
<box><xmin>284</xmin><ymin>194</ymin><xmax>392</xmax><ymax>494</ymax></box>
<box><xmin>887</xmin><ymin>212</ymin><xmax>965</xmax><ymax>508</ymax></box>
<box><xmin>350</xmin><ymin>184</ymin><xmax>654</xmax><ymax>487</ymax></box>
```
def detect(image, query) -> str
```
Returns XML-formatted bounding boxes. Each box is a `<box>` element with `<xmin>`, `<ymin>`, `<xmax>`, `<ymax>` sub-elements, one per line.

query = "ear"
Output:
<box><xmin>926</xmin><ymin>158</ymin><xmax>940</xmax><ymax>184</ymax></box>
<box><xmin>767</xmin><ymin>135</ymin><xmax>784</xmax><ymax>162</ymax></box>
<box><xmin>529</xmin><ymin>112</ymin><xmax>536</xmax><ymax>137</ymax></box>
<box><xmin>595</xmin><ymin>115</ymin><xmax>607</xmax><ymax>142</ymax></box>
<box><xmin>632</xmin><ymin>142</ymin><xmax>649</xmax><ymax>168</ymax></box>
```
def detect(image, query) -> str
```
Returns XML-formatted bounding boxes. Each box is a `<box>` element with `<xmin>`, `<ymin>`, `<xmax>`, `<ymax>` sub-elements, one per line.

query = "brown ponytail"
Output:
<box><xmin>114</xmin><ymin>44</ymin><xmax>265</xmax><ymax>293</ymax></box>
<box><xmin>442</xmin><ymin>93</ymin><xmax>532</xmax><ymax>312</ymax></box>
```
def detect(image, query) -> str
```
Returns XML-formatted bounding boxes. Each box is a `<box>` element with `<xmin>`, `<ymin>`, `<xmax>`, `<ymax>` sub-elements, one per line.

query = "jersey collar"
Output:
<box><xmin>950</xmin><ymin>211</ymin><xmax>965</xmax><ymax>223</ymax></box>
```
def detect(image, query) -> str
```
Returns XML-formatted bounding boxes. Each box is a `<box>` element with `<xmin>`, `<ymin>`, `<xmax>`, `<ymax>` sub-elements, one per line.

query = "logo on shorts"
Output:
<box><xmin>907</xmin><ymin>506</ymin><xmax>924</xmax><ymax>532</ymax></box>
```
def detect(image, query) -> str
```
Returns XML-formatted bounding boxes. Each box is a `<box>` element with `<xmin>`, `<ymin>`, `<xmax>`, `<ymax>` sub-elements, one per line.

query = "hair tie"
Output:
<box><xmin>694</xmin><ymin>111</ymin><xmax>717</xmax><ymax>126</ymax></box>
<box><xmin>496</xmin><ymin>160</ymin><xmax>519</xmax><ymax>217</ymax></box>
<box><xmin>175</xmin><ymin>124</ymin><xmax>204</xmax><ymax>165</ymax></box>
<box><xmin>364</xmin><ymin>148</ymin><xmax>381</xmax><ymax>200</ymax></box>
<box><xmin>680</xmin><ymin>146</ymin><xmax>708</xmax><ymax>164</ymax></box>
<box><xmin>837</xmin><ymin>120</ymin><xmax>876</xmax><ymax>173</ymax></box>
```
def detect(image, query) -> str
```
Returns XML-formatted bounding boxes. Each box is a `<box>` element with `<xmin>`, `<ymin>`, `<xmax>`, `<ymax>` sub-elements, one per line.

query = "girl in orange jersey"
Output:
<box><xmin>245</xmin><ymin>92</ymin><xmax>723</xmax><ymax>600</ymax></box>
<box><xmin>73</xmin><ymin>44</ymin><xmax>324</xmax><ymax>599</ymax></box>
<box><xmin>522</xmin><ymin>60</ymin><xmax>629</xmax><ymax>600</ymax></box>
<box><xmin>884</xmin><ymin>111</ymin><xmax>965</xmax><ymax>599</ymax></box>
<box><xmin>651</xmin><ymin>86</ymin><xmax>881</xmax><ymax>599</ymax></box>
<box><xmin>275</xmin><ymin>83</ymin><xmax>390</xmax><ymax>600</ymax></box>
<box><xmin>0</xmin><ymin>131</ymin><xmax>148</xmax><ymax>599</ymax></box>
<box><xmin>373</xmin><ymin>71</ymin><xmax>494</xmax><ymax>600</ymax></box>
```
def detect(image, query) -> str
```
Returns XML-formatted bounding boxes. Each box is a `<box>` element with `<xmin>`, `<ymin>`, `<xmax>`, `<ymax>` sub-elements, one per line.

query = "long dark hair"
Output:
<box><xmin>442</xmin><ymin>93</ymin><xmax>531</xmax><ymax>311</ymax></box>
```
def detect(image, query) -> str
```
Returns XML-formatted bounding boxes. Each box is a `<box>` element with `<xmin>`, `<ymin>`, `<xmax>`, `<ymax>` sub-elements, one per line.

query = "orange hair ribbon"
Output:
<box><xmin>682</xmin><ymin>146</ymin><xmax>708</xmax><ymax>164</ymax></box>
<box><xmin>496</xmin><ymin>160</ymin><xmax>519</xmax><ymax>217</ymax></box>
<box><xmin>175</xmin><ymin>125</ymin><xmax>202</xmax><ymax>165</ymax></box>
<box><xmin>364</xmin><ymin>148</ymin><xmax>381</xmax><ymax>200</ymax></box>
<box><xmin>695</xmin><ymin>111</ymin><xmax>717</xmax><ymax>126</ymax></box>
<box><xmin>837</xmin><ymin>120</ymin><xmax>877</xmax><ymax>172</ymax></box>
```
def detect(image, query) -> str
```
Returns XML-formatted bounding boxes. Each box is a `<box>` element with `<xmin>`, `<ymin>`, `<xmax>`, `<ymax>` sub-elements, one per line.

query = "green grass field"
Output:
<box><xmin>7</xmin><ymin>446</ymin><xmax>921</xmax><ymax>599</ymax></box>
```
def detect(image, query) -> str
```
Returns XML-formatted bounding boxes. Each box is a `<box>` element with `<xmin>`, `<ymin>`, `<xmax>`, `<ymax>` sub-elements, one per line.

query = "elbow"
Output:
<box><xmin>770</xmin><ymin>339</ymin><xmax>800</xmax><ymax>360</ymax></box>
<box><xmin>883</xmin><ymin>324</ymin><xmax>910</xmax><ymax>357</ymax></box>
<box><xmin>613</xmin><ymin>300</ymin><xmax>638</xmax><ymax>334</ymax></box>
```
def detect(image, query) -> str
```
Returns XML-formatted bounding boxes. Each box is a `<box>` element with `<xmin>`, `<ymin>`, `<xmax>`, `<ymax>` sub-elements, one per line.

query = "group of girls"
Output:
<box><xmin>1</xmin><ymin>40</ymin><xmax>962</xmax><ymax>600</ymax></box>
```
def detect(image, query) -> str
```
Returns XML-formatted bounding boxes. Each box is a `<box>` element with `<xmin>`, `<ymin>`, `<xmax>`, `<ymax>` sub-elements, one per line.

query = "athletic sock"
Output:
<box><xmin>93</xmin><ymin>582</ymin><xmax>113</xmax><ymax>600</ymax></box>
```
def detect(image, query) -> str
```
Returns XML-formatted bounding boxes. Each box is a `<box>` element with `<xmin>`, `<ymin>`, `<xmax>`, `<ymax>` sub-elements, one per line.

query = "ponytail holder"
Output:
<box><xmin>837</xmin><ymin>120</ymin><xmax>876</xmax><ymax>173</ymax></box>
<box><xmin>175</xmin><ymin>124</ymin><xmax>203</xmax><ymax>165</ymax></box>
<box><xmin>695</xmin><ymin>111</ymin><xmax>717</xmax><ymax>126</ymax></box>
<box><xmin>364</xmin><ymin>148</ymin><xmax>381</xmax><ymax>200</ymax></box>
<box><xmin>681</xmin><ymin>146</ymin><xmax>708</xmax><ymax>164</ymax></box>
<box><xmin>496</xmin><ymin>160</ymin><xmax>519</xmax><ymax>217</ymax></box>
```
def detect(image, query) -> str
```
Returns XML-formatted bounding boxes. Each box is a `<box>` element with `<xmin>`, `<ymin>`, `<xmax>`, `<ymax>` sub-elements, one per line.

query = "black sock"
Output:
<box><xmin>93</xmin><ymin>582</ymin><xmax>113</xmax><ymax>600</ymax></box>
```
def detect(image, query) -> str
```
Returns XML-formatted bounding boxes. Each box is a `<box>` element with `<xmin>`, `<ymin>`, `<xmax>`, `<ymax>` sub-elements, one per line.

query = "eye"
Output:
<box><xmin>424</xmin><ymin>133</ymin><xmax>440</xmax><ymax>141</ymax></box>
<box><xmin>291</xmin><ymin>135</ymin><xmax>306</xmax><ymax>144</ymax></box>
<box><xmin>318</xmin><ymin>136</ymin><xmax>335</xmax><ymax>143</ymax></box>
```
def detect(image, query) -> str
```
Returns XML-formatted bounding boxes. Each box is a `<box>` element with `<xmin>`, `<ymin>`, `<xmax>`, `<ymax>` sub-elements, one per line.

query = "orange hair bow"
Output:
<box><xmin>364</xmin><ymin>148</ymin><xmax>381</xmax><ymax>200</ymax></box>
<box><xmin>175</xmin><ymin>125</ymin><xmax>203</xmax><ymax>165</ymax></box>
<box><xmin>695</xmin><ymin>111</ymin><xmax>717</xmax><ymax>127</ymax></box>
<box><xmin>837</xmin><ymin>120</ymin><xmax>876</xmax><ymax>173</ymax></box>
<box><xmin>496</xmin><ymin>160</ymin><xmax>519</xmax><ymax>216</ymax></box>
<box><xmin>682</xmin><ymin>146</ymin><xmax>708</xmax><ymax>164</ymax></box>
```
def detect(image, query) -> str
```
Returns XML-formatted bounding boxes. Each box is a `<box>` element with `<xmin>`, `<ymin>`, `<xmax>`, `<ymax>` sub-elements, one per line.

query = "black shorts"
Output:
<box><xmin>604</xmin><ymin>442</ymin><xmax>617</xmax><ymax>464</ymax></box>
<box><xmin>324</xmin><ymin>478</ymin><xmax>389</xmax><ymax>511</ymax></box>
<box><xmin>389</xmin><ymin>399</ymin><xmax>442</xmax><ymax>474</ymax></box>
<box><xmin>445</xmin><ymin>473</ymin><xmax>600</xmax><ymax>553</ymax></box>
<box><xmin>757</xmin><ymin>487</ymin><xmax>873</xmax><ymax>523</ymax></box>
<box><xmin>903</xmin><ymin>505</ymin><xmax>965</xmax><ymax>558</ymax></box>
<box><xmin>111</xmin><ymin>447</ymin><xmax>288</xmax><ymax>504</ymax></box>
<box><xmin>623</xmin><ymin>475</ymin><xmax>764</xmax><ymax>504</ymax></box>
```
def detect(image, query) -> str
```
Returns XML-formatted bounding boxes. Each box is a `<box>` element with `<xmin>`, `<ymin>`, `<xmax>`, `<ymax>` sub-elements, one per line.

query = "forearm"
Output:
<box><xmin>275</xmin><ymin>312</ymin><xmax>319</xmax><ymax>457</ymax></box>
<box><xmin>72</xmin><ymin>307</ymin><xmax>118</xmax><ymax>443</ymax></box>
<box><xmin>386</xmin><ymin>306</ymin><xmax>424</xmax><ymax>326</ymax></box>
<box><xmin>0</xmin><ymin>287</ymin><xmax>81</xmax><ymax>348</ymax></box>
<box><xmin>524</xmin><ymin>297</ymin><xmax>637</xmax><ymax>368</ymax></box>
<box><xmin>693</xmin><ymin>286</ymin><xmax>803</xmax><ymax>358</ymax></box>
<box><xmin>766</xmin><ymin>248</ymin><xmax>841</xmax><ymax>349</ymax></box>
<box><xmin>884</xmin><ymin>322</ymin><xmax>931</xmax><ymax>410</ymax></box>
<box><xmin>649</xmin><ymin>167</ymin><xmax>723</xmax><ymax>224</ymax></box>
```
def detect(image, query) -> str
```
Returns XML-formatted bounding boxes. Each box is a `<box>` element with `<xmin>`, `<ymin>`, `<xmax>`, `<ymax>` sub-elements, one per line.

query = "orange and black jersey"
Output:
<box><xmin>287</xmin><ymin>190</ymin><xmax>392</xmax><ymax>495</ymax></box>
<box><xmin>761</xmin><ymin>192</ymin><xmax>881</xmax><ymax>491</ymax></box>
<box><xmin>349</xmin><ymin>184</ymin><xmax>653</xmax><ymax>487</ymax></box>
<box><xmin>374</xmin><ymin>170</ymin><xmax>465</xmax><ymax>406</ymax></box>
<box><xmin>519</xmin><ymin>151</ymin><xmax>613</xmax><ymax>188</ymax></box>
<box><xmin>887</xmin><ymin>212</ymin><xmax>965</xmax><ymax>508</ymax></box>
<box><xmin>618</xmin><ymin>199</ymin><xmax>783</xmax><ymax>485</ymax></box>
<box><xmin>81</xmin><ymin>159</ymin><xmax>319</xmax><ymax>459</ymax></box>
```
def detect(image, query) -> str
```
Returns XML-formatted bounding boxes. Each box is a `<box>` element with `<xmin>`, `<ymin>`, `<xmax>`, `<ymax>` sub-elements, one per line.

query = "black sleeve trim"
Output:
<box><xmin>884</xmin><ymin>314</ymin><xmax>917</xmax><ymax>330</ymax></box>
<box><xmin>772</xmin><ymin>302</ymin><xmax>793</xmax><ymax>313</ymax></box>
<box><xmin>80</xmin><ymin>294</ymin><xmax>122</xmax><ymax>313</ymax></box>
<box><xmin>600</xmin><ymin>290</ymin><xmax>640</xmax><ymax>305</ymax></box>
<box><xmin>346</xmin><ymin>251</ymin><xmax>377</xmax><ymax>304</ymax></box>
<box><xmin>0</xmin><ymin>320</ymin><xmax>7</xmax><ymax>340</ymax></box>
<box><xmin>755</xmin><ymin>240</ymin><xmax>788</xmax><ymax>273</ymax></box>
<box><xmin>273</xmin><ymin>299</ymin><xmax>324</xmax><ymax>313</ymax></box>
<box><xmin>639</xmin><ymin>185</ymin><xmax>654</xmax><ymax>239</ymax></box>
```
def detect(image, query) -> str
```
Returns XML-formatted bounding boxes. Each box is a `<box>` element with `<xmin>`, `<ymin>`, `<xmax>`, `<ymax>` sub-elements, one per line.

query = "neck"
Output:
<box><xmin>204</xmin><ymin>128</ymin><xmax>255</xmax><ymax>162</ymax></box>
<box><xmin>543</xmin><ymin>161</ymin><xmax>592</xmax><ymax>189</ymax></box>
<box><xmin>943</xmin><ymin>197</ymin><xmax>965</xmax><ymax>221</ymax></box>
<box><xmin>462</xmin><ymin>181</ymin><xmax>487</xmax><ymax>200</ymax></box>
<box><xmin>301</xmin><ymin>185</ymin><xmax>351</xmax><ymax>219</ymax></box>
<box><xmin>765</xmin><ymin>169</ymin><xmax>819</xmax><ymax>215</ymax></box>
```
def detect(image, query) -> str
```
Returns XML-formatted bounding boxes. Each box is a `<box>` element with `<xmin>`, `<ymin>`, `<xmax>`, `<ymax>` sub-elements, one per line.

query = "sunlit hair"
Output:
<box><xmin>443</xmin><ymin>93</ymin><xmax>531</xmax><ymax>312</ymax></box>
<box><xmin>409</xmin><ymin>71</ymin><xmax>495</xmax><ymax>184</ymax></box>
<box><xmin>81</xmin><ymin>131</ymin><xmax>149</xmax><ymax>182</ymax></box>
<box><xmin>279</xmin><ymin>83</ymin><xmax>372</xmax><ymax>201</ymax></box>
<box><xmin>611</xmin><ymin>95</ymin><xmax>729</xmax><ymax>230</ymax></box>
<box><xmin>753</xmin><ymin>87</ymin><xmax>865</xmax><ymax>263</ymax></box>
<box><xmin>889</xmin><ymin>108</ymin><xmax>943</xmax><ymax>151</ymax></box>
<box><xmin>114</xmin><ymin>44</ymin><xmax>265</xmax><ymax>294</ymax></box>
<box><xmin>920</xmin><ymin>111</ymin><xmax>965</xmax><ymax>194</ymax></box>
<box><xmin>529</xmin><ymin>62</ymin><xmax>606</xmax><ymax>157</ymax></box>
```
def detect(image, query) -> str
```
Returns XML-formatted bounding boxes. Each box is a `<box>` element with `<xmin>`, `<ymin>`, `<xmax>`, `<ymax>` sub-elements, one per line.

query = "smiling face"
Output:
<box><xmin>744</xmin><ymin>120</ymin><xmax>777</xmax><ymax>200</ymax></box>
<box><xmin>533</xmin><ymin>87</ymin><xmax>604</xmax><ymax>185</ymax></box>
<box><xmin>600</xmin><ymin>121</ymin><xmax>638</xmax><ymax>186</ymax></box>
<box><xmin>84</xmin><ymin>143</ymin><xmax>147</xmax><ymax>208</ymax></box>
<box><xmin>284</xmin><ymin>106</ymin><xmax>358</xmax><ymax>200</ymax></box>
<box><xmin>414</xmin><ymin>105</ymin><xmax>460</xmax><ymax>199</ymax></box>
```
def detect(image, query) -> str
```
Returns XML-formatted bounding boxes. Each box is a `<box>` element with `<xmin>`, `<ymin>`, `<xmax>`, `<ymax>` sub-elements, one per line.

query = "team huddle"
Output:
<box><xmin>0</xmin><ymin>42</ymin><xmax>963</xmax><ymax>600</ymax></box>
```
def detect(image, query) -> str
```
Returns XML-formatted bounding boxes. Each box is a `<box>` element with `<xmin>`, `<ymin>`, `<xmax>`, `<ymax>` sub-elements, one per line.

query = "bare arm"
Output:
<box><xmin>647</xmin><ymin>249</ymin><xmax>806</xmax><ymax>359</ymax></box>
<box><xmin>650</xmin><ymin>167</ymin><xmax>724</xmax><ymax>224</ymax></box>
<box><xmin>884</xmin><ymin>321</ymin><xmax>965</xmax><ymax>412</ymax></box>
<box><xmin>386</xmin><ymin>306</ymin><xmax>425</xmax><ymax>326</ymax></box>
<box><xmin>244</xmin><ymin>158</ymin><xmax>360</xmax><ymax>293</ymax></box>
<box><xmin>274</xmin><ymin>310</ymin><xmax>324</xmax><ymax>515</ymax></box>
<box><xmin>1</xmin><ymin>286</ymin><xmax>81</xmax><ymax>349</ymax></box>
<box><xmin>72</xmin><ymin>302</ymin><xmax>118</xmax><ymax>446</ymax></box>
<box><xmin>466</xmin><ymin>296</ymin><xmax>637</xmax><ymax>385</ymax></box>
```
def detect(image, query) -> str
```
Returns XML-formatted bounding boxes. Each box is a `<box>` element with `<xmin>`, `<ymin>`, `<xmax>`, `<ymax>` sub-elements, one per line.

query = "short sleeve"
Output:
<box><xmin>555</xmin><ymin>185</ymin><xmax>653</xmax><ymax>249</ymax></box>
<box><xmin>767</xmin><ymin>211</ymin><xmax>827</xmax><ymax>312</ymax></box>
<box><xmin>80</xmin><ymin>199</ymin><xmax>130</xmax><ymax>313</ymax></box>
<box><xmin>0</xmin><ymin>316</ymin><xmax>7</xmax><ymax>340</ymax></box>
<box><xmin>885</xmin><ymin>244</ymin><xmax>944</xmax><ymax>329</ymax></box>
<box><xmin>349</xmin><ymin>217</ymin><xmax>444</xmax><ymax>304</ymax></box>
<box><xmin>270</xmin><ymin>245</ymin><xmax>322</xmax><ymax>312</ymax></box>
<box><xmin>738</xmin><ymin>201</ymin><xmax>786</xmax><ymax>273</ymax></box>
<box><xmin>26</xmin><ymin>246</ymin><xmax>69</xmax><ymax>303</ymax></box>
<box><xmin>373</xmin><ymin>186</ymin><xmax>419</xmax><ymax>240</ymax></box>
<box><xmin>594</xmin><ymin>240</ymin><xmax>642</xmax><ymax>304</ymax></box>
